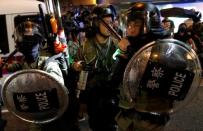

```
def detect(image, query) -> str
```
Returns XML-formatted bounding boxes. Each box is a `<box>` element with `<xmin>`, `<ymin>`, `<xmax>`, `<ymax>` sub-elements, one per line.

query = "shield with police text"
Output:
<box><xmin>123</xmin><ymin>39</ymin><xmax>202</xmax><ymax>114</ymax></box>
<box><xmin>1</xmin><ymin>69</ymin><xmax>69</xmax><ymax>124</ymax></box>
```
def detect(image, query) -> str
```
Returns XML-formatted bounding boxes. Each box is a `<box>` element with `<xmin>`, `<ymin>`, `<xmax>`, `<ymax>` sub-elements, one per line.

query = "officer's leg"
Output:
<box><xmin>87</xmin><ymin>96</ymin><xmax>119</xmax><ymax>131</ymax></box>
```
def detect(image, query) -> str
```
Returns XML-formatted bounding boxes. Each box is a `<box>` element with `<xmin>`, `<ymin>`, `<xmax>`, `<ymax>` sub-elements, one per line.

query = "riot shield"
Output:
<box><xmin>123</xmin><ymin>39</ymin><xmax>202</xmax><ymax>114</ymax></box>
<box><xmin>1</xmin><ymin>69</ymin><xmax>69</xmax><ymax>124</ymax></box>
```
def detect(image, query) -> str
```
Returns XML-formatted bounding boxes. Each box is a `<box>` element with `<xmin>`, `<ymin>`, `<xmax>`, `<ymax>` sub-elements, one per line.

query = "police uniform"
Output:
<box><xmin>108</xmin><ymin>2</ymin><xmax>172</xmax><ymax>131</ymax></box>
<box><xmin>77</xmin><ymin>36</ymin><xmax>119</xmax><ymax>131</ymax></box>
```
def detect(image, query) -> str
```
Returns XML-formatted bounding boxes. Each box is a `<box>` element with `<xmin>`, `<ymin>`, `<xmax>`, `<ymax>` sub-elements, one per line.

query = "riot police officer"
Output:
<box><xmin>109</xmin><ymin>2</ymin><xmax>169</xmax><ymax>88</ymax></box>
<box><xmin>72</xmin><ymin>4</ymin><xmax>119</xmax><ymax>131</ymax></box>
<box><xmin>8</xmin><ymin>20</ymin><xmax>44</xmax><ymax>69</ymax></box>
<box><xmin>110</xmin><ymin>2</ymin><xmax>202</xmax><ymax>131</ymax></box>
<box><xmin>0</xmin><ymin>19</ymin><xmax>72</xmax><ymax>131</ymax></box>
<box><xmin>108</xmin><ymin>2</ymin><xmax>172</xmax><ymax>131</ymax></box>
<box><xmin>2</xmin><ymin>19</ymin><xmax>61</xmax><ymax>84</ymax></box>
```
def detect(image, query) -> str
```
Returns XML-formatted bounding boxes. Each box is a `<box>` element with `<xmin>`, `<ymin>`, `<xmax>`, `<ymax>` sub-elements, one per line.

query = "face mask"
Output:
<box><xmin>179</xmin><ymin>26</ymin><xmax>187</xmax><ymax>33</ymax></box>
<box><xmin>17</xmin><ymin>35</ymin><xmax>41</xmax><ymax>62</ymax></box>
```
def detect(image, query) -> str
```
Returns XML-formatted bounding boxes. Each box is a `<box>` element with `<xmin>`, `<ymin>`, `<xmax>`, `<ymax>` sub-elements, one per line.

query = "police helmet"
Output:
<box><xmin>126</xmin><ymin>2</ymin><xmax>162</xmax><ymax>35</ymax></box>
<box><xmin>86</xmin><ymin>4</ymin><xmax>116</xmax><ymax>37</ymax></box>
<box><xmin>13</xmin><ymin>19</ymin><xmax>43</xmax><ymax>47</ymax></box>
<box><xmin>92</xmin><ymin>4</ymin><xmax>116</xmax><ymax>21</ymax></box>
<box><xmin>123</xmin><ymin>39</ymin><xmax>201</xmax><ymax>114</ymax></box>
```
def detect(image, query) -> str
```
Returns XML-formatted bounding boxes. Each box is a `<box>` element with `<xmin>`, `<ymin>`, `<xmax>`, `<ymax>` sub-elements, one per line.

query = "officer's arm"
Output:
<box><xmin>43</xmin><ymin>60</ymin><xmax>64</xmax><ymax>85</ymax></box>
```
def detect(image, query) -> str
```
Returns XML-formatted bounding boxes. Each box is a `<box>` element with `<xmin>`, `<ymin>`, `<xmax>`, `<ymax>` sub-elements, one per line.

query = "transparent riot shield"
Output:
<box><xmin>1</xmin><ymin>69</ymin><xmax>69</xmax><ymax>124</ymax></box>
<box><xmin>123</xmin><ymin>39</ymin><xmax>202</xmax><ymax>114</ymax></box>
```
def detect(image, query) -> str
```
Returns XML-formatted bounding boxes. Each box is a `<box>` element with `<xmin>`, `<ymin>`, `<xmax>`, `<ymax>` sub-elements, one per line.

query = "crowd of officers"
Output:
<box><xmin>0</xmin><ymin>2</ymin><xmax>203</xmax><ymax>131</ymax></box>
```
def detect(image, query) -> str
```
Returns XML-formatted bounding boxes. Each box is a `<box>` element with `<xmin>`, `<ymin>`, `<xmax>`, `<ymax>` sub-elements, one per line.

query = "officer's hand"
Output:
<box><xmin>118</xmin><ymin>38</ymin><xmax>130</xmax><ymax>52</ymax></box>
<box><xmin>72</xmin><ymin>61</ymin><xmax>83</xmax><ymax>71</ymax></box>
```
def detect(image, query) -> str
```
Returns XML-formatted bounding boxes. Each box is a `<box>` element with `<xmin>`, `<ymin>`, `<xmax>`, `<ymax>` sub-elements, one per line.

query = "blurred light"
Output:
<box><xmin>186</xmin><ymin>51</ymin><xmax>197</xmax><ymax>60</ymax></box>
<box><xmin>159</xmin><ymin>4</ymin><xmax>173</xmax><ymax>9</ymax></box>
<box><xmin>112</xmin><ymin>49</ymin><xmax>120</xmax><ymax>60</ymax></box>
<box><xmin>166</xmin><ymin>43</ymin><xmax>175</xmax><ymax>55</ymax></box>
<box><xmin>72</xmin><ymin>0</ymin><xmax>96</xmax><ymax>5</ymax></box>
<box><xmin>152</xmin><ymin>53</ymin><xmax>159</xmax><ymax>59</ymax></box>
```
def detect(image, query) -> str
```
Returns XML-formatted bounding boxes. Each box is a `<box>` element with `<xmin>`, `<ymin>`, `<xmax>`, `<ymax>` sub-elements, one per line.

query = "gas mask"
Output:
<box><xmin>14</xmin><ymin>20</ymin><xmax>43</xmax><ymax>62</ymax></box>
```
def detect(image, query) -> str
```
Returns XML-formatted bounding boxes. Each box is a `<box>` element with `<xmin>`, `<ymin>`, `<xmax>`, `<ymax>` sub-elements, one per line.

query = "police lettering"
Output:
<box><xmin>35</xmin><ymin>92</ymin><xmax>49</xmax><ymax>110</ymax></box>
<box><xmin>168</xmin><ymin>73</ymin><xmax>186</xmax><ymax>97</ymax></box>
